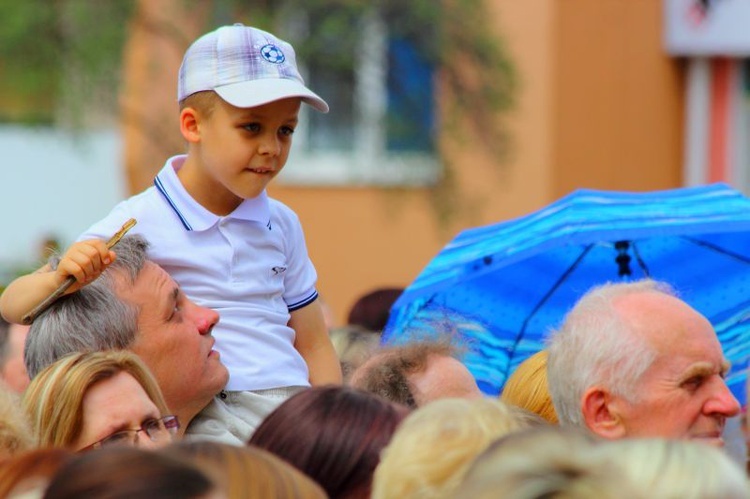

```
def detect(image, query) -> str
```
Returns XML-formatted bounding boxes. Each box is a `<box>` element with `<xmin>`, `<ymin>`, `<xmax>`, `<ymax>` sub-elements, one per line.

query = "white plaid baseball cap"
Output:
<box><xmin>178</xmin><ymin>24</ymin><xmax>329</xmax><ymax>113</ymax></box>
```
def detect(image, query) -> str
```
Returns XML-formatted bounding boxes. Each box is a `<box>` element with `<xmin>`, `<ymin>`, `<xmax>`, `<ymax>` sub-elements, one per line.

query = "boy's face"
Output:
<box><xmin>180</xmin><ymin>96</ymin><xmax>302</xmax><ymax>215</ymax></box>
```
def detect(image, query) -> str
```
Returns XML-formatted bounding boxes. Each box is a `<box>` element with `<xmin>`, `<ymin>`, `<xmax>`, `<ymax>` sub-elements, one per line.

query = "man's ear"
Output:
<box><xmin>179</xmin><ymin>107</ymin><xmax>201</xmax><ymax>143</ymax></box>
<box><xmin>581</xmin><ymin>386</ymin><xmax>627</xmax><ymax>440</ymax></box>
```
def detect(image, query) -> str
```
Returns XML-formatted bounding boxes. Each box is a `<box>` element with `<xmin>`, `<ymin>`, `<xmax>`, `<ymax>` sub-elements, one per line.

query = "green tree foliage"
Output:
<box><xmin>0</xmin><ymin>0</ymin><xmax>514</xmax><ymax>144</ymax></box>
<box><xmin>0</xmin><ymin>0</ymin><xmax>133</xmax><ymax>124</ymax></box>
<box><xmin>0</xmin><ymin>0</ymin><xmax>516</xmax><ymax>223</ymax></box>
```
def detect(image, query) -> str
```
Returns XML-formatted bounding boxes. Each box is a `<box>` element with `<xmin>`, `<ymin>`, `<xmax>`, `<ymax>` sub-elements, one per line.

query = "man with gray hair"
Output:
<box><xmin>547</xmin><ymin>279</ymin><xmax>740</xmax><ymax>447</ymax></box>
<box><xmin>24</xmin><ymin>235</ymin><xmax>230</xmax><ymax>438</ymax></box>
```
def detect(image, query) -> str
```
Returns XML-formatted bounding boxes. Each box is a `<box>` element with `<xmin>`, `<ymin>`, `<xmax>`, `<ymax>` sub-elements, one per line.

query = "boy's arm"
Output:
<box><xmin>290</xmin><ymin>299</ymin><xmax>343</xmax><ymax>385</ymax></box>
<box><xmin>0</xmin><ymin>239</ymin><xmax>114</xmax><ymax>323</ymax></box>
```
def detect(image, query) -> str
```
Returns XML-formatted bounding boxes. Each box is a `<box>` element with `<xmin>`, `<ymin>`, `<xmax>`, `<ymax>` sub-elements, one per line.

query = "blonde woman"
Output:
<box><xmin>501</xmin><ymin>350</ymin><xmax>558</xmax><ymax>424</ymax></box>
<box><xmin>455</xmin><ymin>426</ymin><xmax>636</xmax><ymax>499</ymax></box>
<box><xmin>372</xmin><ymin>398</ymin><xmax>530</xmax><ymax>499</ymax></box>
<box><xmin>600</xmin><ymin>438</ymin><xmax>750</xmax><ymax>499</ymax></box>
<box><xmin>23</xmin><ymin>350</ymin><xmax>178</xmax><ymax>451</ymax></box>
<box><xmin>457</xmin><ymin>427</ymin><xmax>749</xmax><ymax>499</ymax></box>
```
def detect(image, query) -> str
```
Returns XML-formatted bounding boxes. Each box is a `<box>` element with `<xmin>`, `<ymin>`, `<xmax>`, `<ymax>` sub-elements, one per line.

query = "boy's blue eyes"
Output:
<box><xmin>242</xmin><ymin>123</ymin><xmax>295</xmax><ymax>135</ymax></box>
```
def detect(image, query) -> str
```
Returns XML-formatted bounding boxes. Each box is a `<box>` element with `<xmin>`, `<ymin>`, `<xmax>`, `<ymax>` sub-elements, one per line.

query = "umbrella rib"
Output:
<box><xmin>682</xmin><ymin>236</ymin><xmax>750</xmax><ymax>264</ymax></box>
<box><xmin>630</xmin><ymin>241</ymin><xmax>651</xmax><ymax>276</ymax></box>
<box><xmin>511</xmin><ymin>243</ymin><xmax>595</xmax><ymax>364</ymax></box>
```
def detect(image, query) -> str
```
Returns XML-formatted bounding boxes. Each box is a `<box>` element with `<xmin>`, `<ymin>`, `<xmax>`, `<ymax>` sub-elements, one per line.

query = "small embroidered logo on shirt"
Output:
<box><xmin>272</xmin><ymin>266</ymin><xmax>287</xmax><ymax>276</ymax></box>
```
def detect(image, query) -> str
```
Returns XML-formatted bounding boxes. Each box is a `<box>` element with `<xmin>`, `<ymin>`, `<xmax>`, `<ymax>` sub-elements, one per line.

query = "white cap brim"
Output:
<box><xmin>215</xmin><ymin>79</ymin><xmax>329</xmax><ymax>113</ymax></box>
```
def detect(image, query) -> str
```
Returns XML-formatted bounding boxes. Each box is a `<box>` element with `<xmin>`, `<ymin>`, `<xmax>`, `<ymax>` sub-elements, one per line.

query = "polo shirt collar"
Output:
<box><xmin>154</xmin><ymin>155</ymin><xmax>271</xmax><ymax>232</ymax></box>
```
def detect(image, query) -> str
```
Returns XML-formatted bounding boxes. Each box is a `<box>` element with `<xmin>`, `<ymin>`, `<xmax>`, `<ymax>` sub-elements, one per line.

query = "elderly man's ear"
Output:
<box><xmin>581</xmin><ymin>387</ymin><xmax>628</xmax><ymax>440</ymax></box>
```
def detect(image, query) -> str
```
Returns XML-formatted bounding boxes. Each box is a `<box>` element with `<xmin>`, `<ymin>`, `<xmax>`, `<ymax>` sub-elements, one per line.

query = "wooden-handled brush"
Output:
<box><xmin>21</xmin><ymin>218</ymin><xmax>137</xmax><ymax>325</ymax></box>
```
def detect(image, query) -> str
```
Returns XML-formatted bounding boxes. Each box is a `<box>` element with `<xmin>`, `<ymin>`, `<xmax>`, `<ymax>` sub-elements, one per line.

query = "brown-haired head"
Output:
<box><xmin>0</xmin><ymin>448</ymin><xmax>75</xmax><ymax>498</ymax></box>
<box><xmin>250</xmin><ymin>385</ymin><xmax>409</xmax><ymax>498</ymax></box>
<box><xmin>165</xmin><ymin>440</ymin><xmax>326</xmax><ymax>498</ymax></box>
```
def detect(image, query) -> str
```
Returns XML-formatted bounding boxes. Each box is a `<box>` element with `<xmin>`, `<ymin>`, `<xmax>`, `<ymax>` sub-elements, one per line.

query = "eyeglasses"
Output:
<box><xmin>80</xmin><ymin>415</ymin><xmax>180</xmax><ymax>451</ymax></box>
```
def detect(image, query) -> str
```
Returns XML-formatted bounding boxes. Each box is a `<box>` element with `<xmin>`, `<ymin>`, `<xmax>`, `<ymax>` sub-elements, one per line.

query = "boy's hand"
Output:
<box><xmin>55</xmin><ymin>239</ymin><xmax>116</xmax><ymax>294</ymax></box>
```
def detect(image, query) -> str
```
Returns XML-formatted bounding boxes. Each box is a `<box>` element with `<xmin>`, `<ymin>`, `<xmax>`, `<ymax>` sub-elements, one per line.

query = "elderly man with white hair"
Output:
<box><xmin>547</xmin><ymin>279</ymin><xmax>740</xmax><ymax>447</ymax></box>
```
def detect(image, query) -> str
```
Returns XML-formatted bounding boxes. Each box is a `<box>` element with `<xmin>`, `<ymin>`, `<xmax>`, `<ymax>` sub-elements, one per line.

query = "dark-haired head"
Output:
<box><xmin>249</xmin><ymin>385</ymin><xmax>409</xmax><ymax>499</ymax></box>
<box><xmin>346</xmin><ymin>287</ymin><xmax>404</xmax><ymax>332</ymax></box>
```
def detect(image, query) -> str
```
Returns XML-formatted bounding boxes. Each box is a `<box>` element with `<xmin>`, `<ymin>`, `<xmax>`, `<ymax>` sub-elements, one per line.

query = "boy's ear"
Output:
<box><xmin>581</xmin><ymin>386</ymin><xmax>627</xmax><ymax>440</ymax></box>
<box><xmin>179</xmin><ymin>107</ymin><xmax>201</xmax><ymax>143</ymax></box>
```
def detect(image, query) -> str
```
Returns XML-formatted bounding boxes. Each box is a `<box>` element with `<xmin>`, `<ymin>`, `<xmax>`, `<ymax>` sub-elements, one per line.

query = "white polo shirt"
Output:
<box><xmin>79</xmin><ymin>155</ymin><xmax>315</xmax><ymax>391</ymax></box>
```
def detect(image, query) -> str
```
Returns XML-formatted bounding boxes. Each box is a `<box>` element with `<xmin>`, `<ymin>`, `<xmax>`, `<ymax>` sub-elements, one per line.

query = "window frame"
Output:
<box><xmin>279</xmin><ymin>9</ymin><xmax>440</xmax><ymax>187</ymax></box>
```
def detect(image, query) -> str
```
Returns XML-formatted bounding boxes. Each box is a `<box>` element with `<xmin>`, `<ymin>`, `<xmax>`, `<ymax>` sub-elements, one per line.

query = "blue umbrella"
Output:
<box><xmin>383</xmin><ymin>183</ymin><xmax>750</xmax><ymax>405</ymax></box>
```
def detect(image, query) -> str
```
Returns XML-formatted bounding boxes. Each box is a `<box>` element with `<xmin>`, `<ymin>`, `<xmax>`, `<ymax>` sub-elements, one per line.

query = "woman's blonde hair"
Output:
<box><xmin>456</xmin><ymin>426</ymin><xmax>635</xmax><ymax>499</ymax></box>
<box><xmin>600</xmin><ymin>438</ymin><xmax>750</xmax><ymax>499</ymax></box>
<box><xmin>501</xmin><ymin>350</ymin><xmax>558</xmax><ymax>424</ymax></box>
<box><xmin>23</xmin><ymin>350</ymin><xmax>169</xmax><ymax>448</ymax></box>
<box><xmin>372</xmin><ymin>398</ymin><xmax>529</xmax><ymax>499</ymax></box>
<box><xmin>164</xmin><ymin>441</ymin><xmax>327</xmax><ymax>499</ymax></box>
<box><xmin>0</xmin><ymin>384</ymin><xmax>33</xmax><ymax>462</ymax></box>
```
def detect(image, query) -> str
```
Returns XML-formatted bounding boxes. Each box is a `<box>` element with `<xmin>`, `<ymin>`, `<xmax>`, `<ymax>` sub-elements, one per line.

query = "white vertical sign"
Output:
<box><xmin>665</xmin><ymin>0</ymin><xmax>750</xmax><ymax>55</ymax></box>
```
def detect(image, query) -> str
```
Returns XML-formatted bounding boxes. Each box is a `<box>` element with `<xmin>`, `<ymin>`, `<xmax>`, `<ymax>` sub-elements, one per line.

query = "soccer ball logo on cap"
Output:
<box><xmin>261</xmin><ymin>44</ymin><xmax>285</xmax><ymax>64</ymax></box>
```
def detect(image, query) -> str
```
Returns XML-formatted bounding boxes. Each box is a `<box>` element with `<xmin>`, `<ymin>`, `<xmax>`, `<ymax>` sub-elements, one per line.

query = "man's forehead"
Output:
<box><xmin>648</xmin><ymin>345</ymin><xmax>730</xmax><ymax>379</ymax></box>
<box><xmin>411</xmin><ymin>354</ymin><xmax>481</xmax><ymax>403</ymax></box>
<box><xmin>115</xmin><ymin>261</ymin><xmax>174</xmax><ymax>303</ymax></box>
<box><xmin>621</xmin><ymin>292</ymin><xmax>718</xmax><ymax>344</ymax></box>
<box><xmin>126</xmin><ymin>261</ymin><xmax>167</xmax><ymax>287</ymax></box>
<box><xmin>415</xmin><ymin>355</ymin><xmax>474</xmax><ymax>387</ymax></box>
